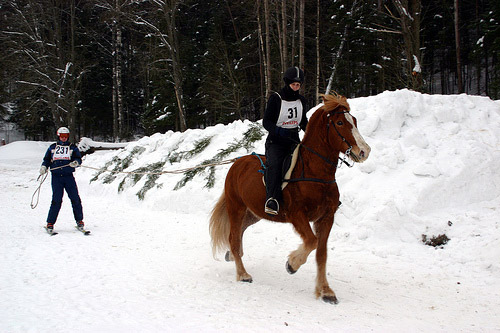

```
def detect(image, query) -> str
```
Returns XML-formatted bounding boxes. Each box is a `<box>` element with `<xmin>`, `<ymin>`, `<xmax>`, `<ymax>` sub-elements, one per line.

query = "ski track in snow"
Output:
<box><xmin>1</xmin><ymin>90</ymin><xmax>499</xmax><ymax>332</ymax></box>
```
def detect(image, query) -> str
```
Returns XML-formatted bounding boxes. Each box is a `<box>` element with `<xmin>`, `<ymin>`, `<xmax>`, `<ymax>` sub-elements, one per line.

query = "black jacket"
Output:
<box><xmin>263</xmin><ymin>85</ymin><xmax>308</xmax><ymax>144</ymax></box>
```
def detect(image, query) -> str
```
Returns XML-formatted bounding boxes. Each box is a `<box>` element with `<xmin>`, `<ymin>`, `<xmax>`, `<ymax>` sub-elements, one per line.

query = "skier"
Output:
<box><xmin>262</xmin><ymin>66</ymin><xmax>308</xmax><ymax>215</ymax></box>
<box><xmin>39</xmin><ymin>127</ymin><xmax>85</xmax><ymax>233</ymax></box>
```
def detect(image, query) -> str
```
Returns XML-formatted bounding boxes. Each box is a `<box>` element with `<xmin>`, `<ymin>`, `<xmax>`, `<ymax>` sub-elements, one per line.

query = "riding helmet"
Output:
<box><xmin>283</xmin><ymin>66</ymin><xmax>304</xmax><ymax>85</ymax></box>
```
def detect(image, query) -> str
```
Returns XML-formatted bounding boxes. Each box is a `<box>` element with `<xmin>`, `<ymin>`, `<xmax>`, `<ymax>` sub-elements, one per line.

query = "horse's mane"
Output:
<box><xmin>320</xmin><ymin>92</ymin><xmax>350</xmax><ymax>112</ymax></box>
<box><xmin>303</xmin><ymin>92</ymin><xmax>350</xmax><ymax>142</ymax></box>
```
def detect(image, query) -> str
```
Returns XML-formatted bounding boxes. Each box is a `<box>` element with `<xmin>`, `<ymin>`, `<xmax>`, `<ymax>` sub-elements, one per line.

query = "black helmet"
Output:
<box><xmin>283</xmin><ymin>66</ymin><xmax>304</xmax><ymax>85</ymax></box>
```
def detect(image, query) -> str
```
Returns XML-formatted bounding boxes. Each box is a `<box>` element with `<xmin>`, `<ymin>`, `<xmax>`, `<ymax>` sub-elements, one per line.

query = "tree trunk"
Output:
<box><xmin>325</xmin><ymin>0</ymin><xmax>358</xmax><ymax>95</ymax></box>
<box><xmin>291</xmin><ymin>0</ymin><xmax>297</xmax><ymax>65</ymax></box>
<box><xmin>264</xmin><ymin>0</ymin><xmax>272</xmax><ymax>99</ymax></box>
<box><xmin>256</xmin><ymin>1</ymin><xmax>266</xmax><ymax>118</ymax></box>
<box><xmin>475</xmin><ymin>0</ymin><xmax>481</xmax><ymax>94</ymax></box>
<box><xmin>281</xmin><ymin>0</ymin><xmax>287</xmax><ymax>71</ymax></box>
<box><xmin>392</xmin><ymin>0</ymin><xmax>423</xmax><ymax>92</ymax></box>
<box><xmin>112</xmin><ymin>0</ymin><xmax>124</xmax><ymax>141</ymax></box>
<box><xmin>68</xmin><ymin>0</ymin><xmax>77</xmax><ymax>141</ymax></box>
<box><xmin>454</xmin><ymin>0</ymin><xmax>463</xmax><ymax>93</ymax></box>
<box><xmin>165</xmin><ymin>0</ymin><xmax>187</xmax><ymax>132</ymax></box>
<box><xmin>315</xmin><ymin>0</ymin><xmax>320</xmax><ymax>103</ymax></box>
<box><xmin>298</xmin><ymin>0</ymin><xmax>305</xmax><ymax>69</ymax></box>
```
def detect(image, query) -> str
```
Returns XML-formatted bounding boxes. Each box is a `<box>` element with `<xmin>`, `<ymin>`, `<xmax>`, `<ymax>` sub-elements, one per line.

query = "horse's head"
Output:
<box><xmin>306</xmin><ymin>93</ymin><xmax>371</xmax><ymax>163</ymax></box>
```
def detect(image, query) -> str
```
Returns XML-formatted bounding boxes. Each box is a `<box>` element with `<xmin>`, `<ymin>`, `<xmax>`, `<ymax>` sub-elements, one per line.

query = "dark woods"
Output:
<box><xmin>1</xmin><ymin>0</ymin><xmax>498</xmax><ymax>141</ymax></box>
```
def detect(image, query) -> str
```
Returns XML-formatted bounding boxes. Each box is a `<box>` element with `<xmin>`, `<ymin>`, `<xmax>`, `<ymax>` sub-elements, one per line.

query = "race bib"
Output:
<box><xmin>53</xmin><ymin>145</ymin><xmax>72</xmax><ymax>161</ymax></box>
<box><xmin>276</xmin><ymin>99</ymin><xmax>303</xmax><ymax>129</ymax></box>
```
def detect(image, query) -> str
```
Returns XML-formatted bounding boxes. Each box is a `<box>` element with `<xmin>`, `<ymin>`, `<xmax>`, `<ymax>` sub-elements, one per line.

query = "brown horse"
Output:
<box><xmin>209</xmin><ymin>93</ymin><xmax>371</xmax><ymax>304</ymax></box>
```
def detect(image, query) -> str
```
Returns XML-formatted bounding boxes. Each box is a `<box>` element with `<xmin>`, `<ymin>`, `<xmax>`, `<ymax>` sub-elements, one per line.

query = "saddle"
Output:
<box><xmin>261</xmin><ymin>144</ymin><xmax>300</xmax><ymax>190</ymax></box>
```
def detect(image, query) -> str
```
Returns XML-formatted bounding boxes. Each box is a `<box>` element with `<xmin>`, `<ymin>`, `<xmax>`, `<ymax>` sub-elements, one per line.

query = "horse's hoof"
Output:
<box><xmin>286</xmin><ymin>260</ymin><xmax>297</xmax><ymax>274</ymax></box>
<box><xmin>322</xmin><ymin>295</ymin><xmax>339</xmax><ymax>304</ymax></box>
<box><xmin>225</xmin><ymin>251</ymin><xmax>231</xmax><ymax>262</ymax></box>
<box><xmin>238</xmin><ymin>272</ymin><xmax>253</xmax><ymax>283</ymax></box>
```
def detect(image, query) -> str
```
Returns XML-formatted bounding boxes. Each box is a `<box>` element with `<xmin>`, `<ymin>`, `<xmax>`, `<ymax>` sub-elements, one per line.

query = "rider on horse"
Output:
<box><xmin>263</xmin><ymin>67</ymin><xmax>308</xmax><ymax>215</ymax></box>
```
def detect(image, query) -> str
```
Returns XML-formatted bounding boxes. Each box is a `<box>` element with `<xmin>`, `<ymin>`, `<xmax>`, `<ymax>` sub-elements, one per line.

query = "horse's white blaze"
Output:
<box><xmin>345</xmin><ymin>113</ymin><xmax>371</xmax><ymax>160</ymax></box>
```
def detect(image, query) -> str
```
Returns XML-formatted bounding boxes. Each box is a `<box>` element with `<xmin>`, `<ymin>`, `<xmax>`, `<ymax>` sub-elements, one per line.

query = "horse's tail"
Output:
<box><xmin>209</xmin><ymin>190</ymin><xmax>231</xmax><ymax>258</ymax></box>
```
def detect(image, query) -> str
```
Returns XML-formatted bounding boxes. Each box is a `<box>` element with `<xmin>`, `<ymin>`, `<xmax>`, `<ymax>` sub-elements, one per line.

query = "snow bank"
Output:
<box><xmin>1</xmin><ymin>89</ymin><xmax>499</xmax><ymax>331</ymax></box>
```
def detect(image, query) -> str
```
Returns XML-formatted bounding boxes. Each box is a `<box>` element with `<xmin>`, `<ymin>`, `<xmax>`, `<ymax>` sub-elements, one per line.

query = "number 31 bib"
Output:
<box><xmin>276</xmin><ymin>99</ymin><xmax>303</xmax><ymax>129</ymax></box>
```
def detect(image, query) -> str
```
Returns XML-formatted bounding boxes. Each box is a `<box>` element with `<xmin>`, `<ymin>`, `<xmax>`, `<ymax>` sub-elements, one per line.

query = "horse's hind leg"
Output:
<box><xmin>225</xmin><ymin>210</ymin><xmax>259</xmax><ymax>262</ymax></box>
<box><xmin>286</xmin><ymin>213</ymin><xmax>318</xmax><ymax>274</ymax></box>
<box><xmin>227</xmin><ymin>204</ymin><xmax>253</xmax><ymax>282</ymax></box>
<box><xmin>314</xmin><ymin>216</ymin><xmax>338</xmax><ymax>304</ymax></box>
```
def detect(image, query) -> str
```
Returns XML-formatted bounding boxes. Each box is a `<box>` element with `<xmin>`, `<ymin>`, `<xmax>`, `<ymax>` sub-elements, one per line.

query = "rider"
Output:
<box><xmin>263</xmin><ymin>67</ymin><xmax>308</xmax><ymax>215</ymax></box>
<box><xmin>39</xmin><ymin>127</ymin><xmax>85</xmax><ymax>233</ymax></box>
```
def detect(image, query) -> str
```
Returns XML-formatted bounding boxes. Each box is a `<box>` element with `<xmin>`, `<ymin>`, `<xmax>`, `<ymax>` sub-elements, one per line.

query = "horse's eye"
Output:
<box><xmin>337</xmin><ymin>121</ymin><xmax>343</xmax><ymax>126</ymax></box>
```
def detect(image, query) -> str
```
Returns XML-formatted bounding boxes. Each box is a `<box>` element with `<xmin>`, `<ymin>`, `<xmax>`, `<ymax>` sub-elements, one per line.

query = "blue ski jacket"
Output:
<box><xmin>42</xmin><ymin>140</ymin><xmax>82</xmax><ymax>176</ymax></box>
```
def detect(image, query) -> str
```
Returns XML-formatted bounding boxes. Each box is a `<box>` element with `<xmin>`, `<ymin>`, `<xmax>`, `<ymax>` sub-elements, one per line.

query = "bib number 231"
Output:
<box><xmin>53</xmin><ymin>145</ymin><xmax>71</xmax><ymax>160</ymax></box>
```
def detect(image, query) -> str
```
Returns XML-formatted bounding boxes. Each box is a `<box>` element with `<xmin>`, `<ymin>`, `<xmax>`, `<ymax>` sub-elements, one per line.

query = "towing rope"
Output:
<box><xmin>79</xmin><ymin>157</ymin><xmax>239</xmax><ymax>175</ymax></box>
<box><xmin>30</xmin><ymin>164</ymin><xmax>67</xmax><ymax>209</ymax></box>
<box><xmin>30</xmin><ymin>158</ymin><xmax>239</xmax><ymax>209</ymax></box>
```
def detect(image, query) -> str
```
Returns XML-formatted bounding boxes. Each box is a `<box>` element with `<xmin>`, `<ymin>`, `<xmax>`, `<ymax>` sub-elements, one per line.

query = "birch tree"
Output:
<box><xmin>325</xmin><ymin>0</ymin><xmax>359</xmax><ymax>95</ymax></box>
<box><xmin>281</xmin><ymin>0</ymin><xmax>288</xmax><ymax>71</ymax></box>
<box><xmin>298</xmin><ymin>0</ymin><xmax>305</xmax><ymax>69</ymax></box>
<box><xmin>454</xmin><ymin>0</ymin><xmax>463</xmax><ymax>93</ymax></box>
<box><xmin>256</xmin><ymin>0</ymin><xmax>271</xmax><ymax>116</ymax></box>
<box><xmin>133</xmin><ymin>0</ymin><xmax>187</xmax><ymax>132</ymax></box>
<box><xmin>390</xmin><ymin>0</ymin><xmax>423</xmax><ymax>91</ymax></box>
<box><xmin>112</xmin><ymin>0</ymin><xmax>125</xmax><ymax>141</ymax></box>
<box><xmin>1</xmin><ymin>0</ymin><xmax>86</xmax><ymax>140</ymax></box>
<box><xmin>315</xmin><ymin>0</ymin><xmax>320</xmax><ymax>104</ymax></box>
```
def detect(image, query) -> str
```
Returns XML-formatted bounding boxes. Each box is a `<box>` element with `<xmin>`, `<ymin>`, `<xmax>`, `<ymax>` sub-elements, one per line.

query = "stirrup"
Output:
<box><xmin>265</xmin><ymin>198</ymin><xmax>279</xmax><ymax>215</ymax></box>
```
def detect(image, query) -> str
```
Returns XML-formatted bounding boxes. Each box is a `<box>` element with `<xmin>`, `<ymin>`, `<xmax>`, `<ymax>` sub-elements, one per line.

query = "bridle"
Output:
<box><xmin>325</xmin><ymin>110</ymin><xmax>355</xmax><ymax>168</ymax></box>
<box><xmin>282</xmin><ymin>109</ymin><xmax>356</xmax><ymax>184</ymax></box>
<box><xmin>288</xmin><ymin>109</ymin><xmax>355</xmax><ymax>168</ymax></box>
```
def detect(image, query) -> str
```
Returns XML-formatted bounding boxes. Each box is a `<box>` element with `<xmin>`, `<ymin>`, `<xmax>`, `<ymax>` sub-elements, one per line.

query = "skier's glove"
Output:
<box><xmin>39</xmin><ymin>166</ymin><xmax>47</xmax><ymax>175</ymax></box>
<box><xmin>69</xmin><ymin>161</ymin><xmax>79</xmax><ymax>168</ymax></box>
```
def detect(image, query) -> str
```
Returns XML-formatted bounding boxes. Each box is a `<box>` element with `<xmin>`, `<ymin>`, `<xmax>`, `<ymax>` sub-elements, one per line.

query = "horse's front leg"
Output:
<box><xmin>286</xmin><ymin>214</ymin><xmax>318</xmax><ymax>274</ymax></box>
<box><xmin>314</xmin><ymin>215</ymin><xmax>337</xmax><ymax>304</ymax></box>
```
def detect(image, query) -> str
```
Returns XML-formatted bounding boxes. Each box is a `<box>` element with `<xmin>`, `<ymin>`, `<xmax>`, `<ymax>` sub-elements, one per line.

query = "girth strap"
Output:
<box><xmin>283</xmin><ymin>177</ymin><xmax>336</xmax><ymax>184</ymax></box>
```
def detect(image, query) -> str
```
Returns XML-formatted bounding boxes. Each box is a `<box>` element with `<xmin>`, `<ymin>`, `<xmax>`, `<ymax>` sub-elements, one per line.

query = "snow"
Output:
<box><xmin>78</xmin><ymin>138</ymin><xmax>128</xmax><ymax>153</ymax></box>
<box><xmin>1</xmin><ymin>89</ymin><xmax>499</xmax><ymax>332</ymax></box>
<box><xmin>413</xmin><ymin>55</ymin><xmax>421</xmax><ymax>73</ymax></box>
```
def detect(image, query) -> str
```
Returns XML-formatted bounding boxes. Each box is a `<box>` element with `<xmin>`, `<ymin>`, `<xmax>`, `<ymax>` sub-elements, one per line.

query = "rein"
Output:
<box><xmin>281</xmin><ymin>110</ymin><xmax>355</xmax><ymax>185</ymax></box>
<box><xmin>282</xmin><ymin>147</ymin><xmax>336</xmax><ymax>184</ymax></box>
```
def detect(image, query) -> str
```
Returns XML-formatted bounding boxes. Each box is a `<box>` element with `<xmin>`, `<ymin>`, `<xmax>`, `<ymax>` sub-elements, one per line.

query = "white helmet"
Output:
<box><xmin>57</xmin><ymin>127</ymin><xmax>70</xmax><ymax>136</ymax></box>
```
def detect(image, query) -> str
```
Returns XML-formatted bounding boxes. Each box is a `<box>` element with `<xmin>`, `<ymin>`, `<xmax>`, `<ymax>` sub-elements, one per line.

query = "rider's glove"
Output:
<box><xmin>276</xmin><ymin>127</ymin><xmax>298</xmax><ymax>138</ymax></box>
<box><xmin>39</xmin><ymin>166</ymin><xmax>47</xmax><ymax>175</ymax></box>
<box><xmin>69</xmin><ymin>161</ymin><xmax>79</xmax><ymax>168</ymax></box>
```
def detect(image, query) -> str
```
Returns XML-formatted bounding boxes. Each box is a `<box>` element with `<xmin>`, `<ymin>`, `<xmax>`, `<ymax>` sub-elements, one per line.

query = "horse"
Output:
<box><xmin>209</xmin><ymin>93</ymin><xmax>371</xmax><ymax>304</ymax></box>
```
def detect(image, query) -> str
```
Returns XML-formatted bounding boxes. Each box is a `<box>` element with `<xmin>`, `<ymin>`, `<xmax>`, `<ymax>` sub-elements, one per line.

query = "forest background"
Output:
<box><xmin>1</xmin><ymin>0</ymin><xmax>499</xmax><ymax>142</ymax></box>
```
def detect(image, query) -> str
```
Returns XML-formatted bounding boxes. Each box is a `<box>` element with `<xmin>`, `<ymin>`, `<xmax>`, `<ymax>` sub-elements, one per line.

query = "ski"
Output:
<box><xmin>76</xmin><ymin>226</ymin><xmax>91</xmax><ymax>235</ymax></box>
<box><xmin>44</xmin><ymin>226</ymin><xmax>58</xmax><ymax>236</ymax></box>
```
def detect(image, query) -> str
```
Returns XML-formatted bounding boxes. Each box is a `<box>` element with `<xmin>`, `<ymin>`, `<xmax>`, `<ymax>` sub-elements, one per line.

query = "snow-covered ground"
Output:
<box><xmin>1</xmin><ymin>89</ymin><xmax>499</xmax><ymax>332</ymax></box>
